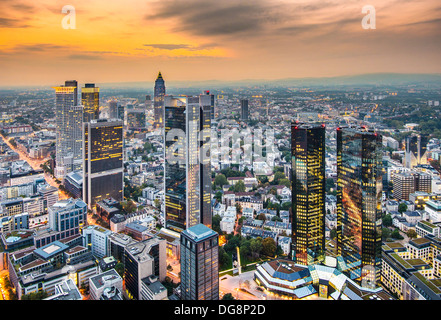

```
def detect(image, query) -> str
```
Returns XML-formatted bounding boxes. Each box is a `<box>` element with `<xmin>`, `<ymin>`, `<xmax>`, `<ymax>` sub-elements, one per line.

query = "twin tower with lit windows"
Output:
<box><xmin>291</xmin><ymin>123</ymin><xmax>383</xmax><ymax>288</ymax></box>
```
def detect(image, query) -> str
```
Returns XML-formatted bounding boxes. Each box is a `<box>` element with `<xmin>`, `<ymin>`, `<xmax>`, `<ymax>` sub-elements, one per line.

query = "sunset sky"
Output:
<box><xmin>1</xmin><ymin>0</ymin><xmax>440</xmax><ymax>86</ymax></box>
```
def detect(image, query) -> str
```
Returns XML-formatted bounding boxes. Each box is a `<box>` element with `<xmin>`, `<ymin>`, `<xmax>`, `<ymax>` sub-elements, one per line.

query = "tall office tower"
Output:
<box><xmin>336</xmin><ymin>126</ymin><xmax>383</xmax><ymax>288</ymax></box>
<box><xmin>153</xmin><ymin>71</ymin><xmax>166</xmax><ymax>128</ymax></box>
<box><xmin>164</xmin><ymin>95</ymin><xmax>212</xmax><ymax>233</ymax></box>
<box><xmin>82</xmin><ymin>83</ymin><xmax>100</xmax><ymax>122</ymax></box>
<box><xmin>124</xmin><ymin>237</ymin><xmax>167</xmax><ymax>300</ymax></box>
<box><xmin>405</xmin><ymin>134</ymin><xmax>428</xmax><ymax>168</ymax></box>
<box><xmin>53</xmin><ymin>80</ymin><xmax>83</xmax><ymax>179</ymax></box>
<box><xmin>117</xmin><ymin>104</ymin><xmax>125</xmax><ymax>124</ymax></box>
<box><xmin>240</xmin><ymin>99</ymin><xmax>249</xmax><ymax>121</ymax></box>
<box><xmin>145</xmin><ymin>95</ymin><xmax>152</xmax><ymax>109</ymax></box>
<box><xmin>180</xmin><ymin>224</ymin><xmax>219</xmax><ymax>300</ymax></box>
<box><xmin>83</xmin><ymin>119</ymin><xmax>124</xmax><ymax>210</ymax></box>
<box><xmin>108</xmin><ymin>100</ymin><xmax>118</xmax><ymax>119</ymax></box>
<box><xmin>202</xmin><ymin>90</ymin><xmax>215</xmax><ymax>120</ymax></box>
<box><xmin>291</xmin><ymin>123</ymin><xmax>326</xmax><ymax>266</ymax></box>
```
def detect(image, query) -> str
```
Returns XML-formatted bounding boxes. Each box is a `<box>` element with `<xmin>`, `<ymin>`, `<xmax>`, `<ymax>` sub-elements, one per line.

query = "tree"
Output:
<box><xmin>257</xmin><ymin>213</ymin><xmax>266</xmax><ymax>221</ymax></box>
<box><xmin>382</xmin><ymin>227</ymin><xmax>391</xmax><ymax>241</ymax></box>
<box><xmin>214</xmin><ymin>174</ymin><xmax>228</xmax><ymax>187</ymax></box>
<box><xmin>262</xmin><ymin>237</ymin><xmax>277</xmax><ymax>257</ymax></box>
<box><xmin>391</xmin><ymin>228</ymin><xmax>404</xmax><ymax>240</ymax></box>
<box><xmin>214</xmin><ymin>191</ymin><xmax>223</xmax><ymax>202</ymax></box>
<box><xmin>330</xmin><ymin>228</ymin><xmax>337</xmax><ymax>239</ymax></box>
<box><xmin>398</xmin><ymin>203</ymin><xmax>408</xmax><ymax>214</ymax></box>
<box><xmin>249</xmin><ymin>237</ymin><xmax>263</xmax><ymax>259</ymax></box>
<box><xmin>222</xmin><ymin>293</ymin><xmax>235</xmax><ymax>300</ymax></box>
<box><xmin>115</xmin><ymin>262</ymin><xmax>125</xmax><ymax>277</ymax></box>
<box><xmin>383</xmin><ymin>214</ymin><xmax>393</xmax><ymax>227</ymax></box>
<box><xmin>212</xmin><ymin>214</ymin><xmax>222</xmax><ymax>234</ymax></box>
<box><xmin>234</xmin><ymin>180</ymin><xmax>246</xmax><ymax>192</ymax></box>
<box><xmin>122</xmin><ymin>200</ymin><xmax>137</xmax><ymax>214</ymax></box>
<box><xmin>407</xmin><ymin>229</ymin><xmax>418</xmax><ymax>240</ymax></box>
<box><xmin>21</xmin><ymin>291</ymin><xmax>48</xmax><ymax>300</ymax></box>
<box><xmin>278</xmin><ymin>179</ymin><xmax>290</xmax><ymax>188</ymax></box>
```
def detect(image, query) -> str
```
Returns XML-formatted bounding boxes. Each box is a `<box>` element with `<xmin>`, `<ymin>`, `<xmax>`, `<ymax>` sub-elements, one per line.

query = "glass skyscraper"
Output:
<box><xmin>240</xmin><ymin>99</ymin><xmax>249</xmax><ymax>121</ymax></box>
<box><xmin>164</xmin><ymin>95</ymin><xmax>212</xmax><ymax>233</ymax></box>
<box><xmin>154</xmin><ymin>71</ymin><xmax>166</xmax><ymax>128</ymax></box>
<box><xmin>81</xmin><ymin>83</ymin><xmax>100</xmax><ymax>123</ymax></box>
<box><xmin>53</xmin><ymin>80</ymin><xmax>83</xmax><ymax>179</ymax></box>
<box><xmin>291</xmin><ymin>123</ymin><xmax>326</xmax><ymax>266</ymax></box>
<box><xmin>336</xmin><ymin>126</ymin><xmax>383</xmax><ymax>288</ymax></box>
<box><xmin>180</xmin><ymin>224</ymin><xmax>219</xmax><ymax>300</ymax></box>
<box><xmin>83</xmin><ymin>119</ymin><xmax>124</xmax><ymax>209</ymax></box>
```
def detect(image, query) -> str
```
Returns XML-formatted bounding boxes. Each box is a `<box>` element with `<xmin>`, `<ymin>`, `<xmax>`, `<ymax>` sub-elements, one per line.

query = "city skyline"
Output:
<box><xmin>1</xmin><ymin>0</ymin><xmax>441</xmax><ymax>86</ymax></box>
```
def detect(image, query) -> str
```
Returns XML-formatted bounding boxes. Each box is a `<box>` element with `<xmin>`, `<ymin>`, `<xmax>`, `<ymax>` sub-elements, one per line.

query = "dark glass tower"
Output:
<box><xmin>291</xmin><ymin>123</ymin><xmax>326</xmax><ymax>266</ymax></box>
<box><xmin>240</xmin><ymin>99</ymin><xmax>249</xmax><ymax>121</ymax></box>
<box><xmin>336</xmin><ymin>126</ymin><xmax>383</xmax><ymax>288</ymax></box>
<box><xmin>164</xmin><ymin>95</ymin><xmax>212</xmax><ymax>233</ymax></box>
<box><xmin>180</xmin><ymin>224</ymin><xmax>219</xmax><ymax>300</ymax></box>
<box><xmin>83</xmin><ymin>119</ymin><xmax>124</xmax><ymax>209</ymax></box>
<box><xmin>154</xmin><ymin>72</ymin><xmax>166</xmax><ymax>128</ymax></box>
<box><xmin>82</xmin><ymin>83</ymin><xmax>100</xmax><ymax>122</ymax></box>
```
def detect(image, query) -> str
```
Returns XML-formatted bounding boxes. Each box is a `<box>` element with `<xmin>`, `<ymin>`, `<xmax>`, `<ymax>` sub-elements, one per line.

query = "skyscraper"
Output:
<box><xmin>153</xmin><ymin>72</ymin><xmax>166</xmax><ymax>129</ymax></box>
<box><xmin>164</xmin><ymin>95</ymin><xmax>212</xmax><ymax>233</ymax></box>
<box><xmin>405</xmin><ymin>134</ymin><xmax>428</xmax><ymax>168</ymax></box>
<box><xmin>108</xmin><ymin>100</ymin><xmax>118</xmax><ymax>119</ymax></box>
<box><xmin>202</xmin><ymin>90</ymin><xmax>215</xmax><ymax>120</ymax></box>
<box><xmin>82</xmin><ymin>83</ymin><xmax>100</xmax><ymax>122</ymax></box>
<box><xmin>291</xmin><ymin>123</ymin><xmax>326</xmax><ymax>266</ymax></box>
<box><xmin>53</xmin><ymin>80</ymin><xmax>83</xmax><ymax>179</ymax></box>
<box><xmin>336</xmin><ymin>126</ymin><xmax>383</xmax><ymax>288</ymax></box>
<box><xmin>180</xmin><ymin>224</ymin><xmax>219</xmax><ymax>300</ymax></box>
<box><xmin>83</xmin><ymin>119</ymin><xmax>124</xmax><ymax>209</ymax></box>
<box><xmin>240</xmin><ymin>99</ymin><xmax>249</xmax><ymax>121</ymax></box>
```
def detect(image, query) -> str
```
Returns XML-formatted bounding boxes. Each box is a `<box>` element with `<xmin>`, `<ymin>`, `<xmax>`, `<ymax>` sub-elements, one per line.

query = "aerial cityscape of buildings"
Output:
<box><xmin>1</xmin><ymin>71</ymin><xmax>441</xmax><ymax>305</ymax></box>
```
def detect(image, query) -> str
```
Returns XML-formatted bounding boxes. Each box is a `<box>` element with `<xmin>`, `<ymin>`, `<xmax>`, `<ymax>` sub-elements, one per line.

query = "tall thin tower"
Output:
<box><xmin>154</xmin><ymin>72</ymin><xmax>166</xmax><ymax>129</ymax></box>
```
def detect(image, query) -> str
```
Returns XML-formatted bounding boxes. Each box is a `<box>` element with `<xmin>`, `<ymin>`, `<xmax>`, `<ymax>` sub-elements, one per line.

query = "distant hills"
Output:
<box><xmin>99</xmin><ymin>73</ymin><xmax>441</xmax><ymax>90</ymax></box>
<box><xmin>2</xmin><ymin>73</ymin><xmax>441</xmax><ymax>91</ymax></box>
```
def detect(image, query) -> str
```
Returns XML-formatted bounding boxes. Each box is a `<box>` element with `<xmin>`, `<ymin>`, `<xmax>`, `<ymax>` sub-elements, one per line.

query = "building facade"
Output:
<box><xmin>336</xmin><ymin>126</ymin><xmax>383</xmax><ymax>288</ymax></box>
<box><xmin>291</xmin><ymin>123</ymin><xmax>326</xmax><ymax>265</ymax></box>
<box><xmin>180</xmin><ymin>224</ymin><xmax>219</xmax><ymax>300</ymax></box>
<box><xmin>83</xmin><ymin>119</ymin><xmax>124</xmax><ymax>209</ymax></box>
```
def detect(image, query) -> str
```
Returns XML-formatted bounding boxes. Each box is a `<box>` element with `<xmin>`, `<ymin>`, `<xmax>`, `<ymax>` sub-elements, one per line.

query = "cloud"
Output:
<box><xmin>67</xmin><ymin>54</ymin><xmax>103</xmax><ymax>60</ymax></box>
<box><xmin>143</xmin><ymin>43</ymin><xmax>192</xmax><ymax>50</ymax></box>
<box><xmin>144</xmin><ymin>0</ymin><xmax>289</xmax><ymax>38</ymax></box>
<box><xmin>0</xmin><ymin>17</ymin><xmax>30</xmax><ymax>28</ymax></box>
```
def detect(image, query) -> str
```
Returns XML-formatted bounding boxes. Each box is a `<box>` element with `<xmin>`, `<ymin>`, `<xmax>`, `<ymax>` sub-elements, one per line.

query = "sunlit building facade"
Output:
<box><xmin>82</xmin><ymin>83</ymin><xmax>100</xmax><ymax>123</ymax></box>
<box><xmin>83</xmin><ymin>119</ymin><xmax>124</xmax><ymax>209</ymax></box>
<box><xmin>54</xmin><ymin>80</ymin><xmax>83</xmax><ymax>179</ymax></box>
<box><xmin>164</xmin><ymin>95</ymin><xmax>212</xmax><ymax>233</ymax></box>
<box><xmin>336</xmin><ymin>126</ymin><xmax>383</xmax><ymax>288</ymax></box>
<box><xmin>405</xmin><ymin>134</ymin><xmax>428</xmax><ymax>169</ymax></box>
<box><xmin>291</xmin><ymin>123</ymin><xmax>326</xmax><ymax>266</ymax></box>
